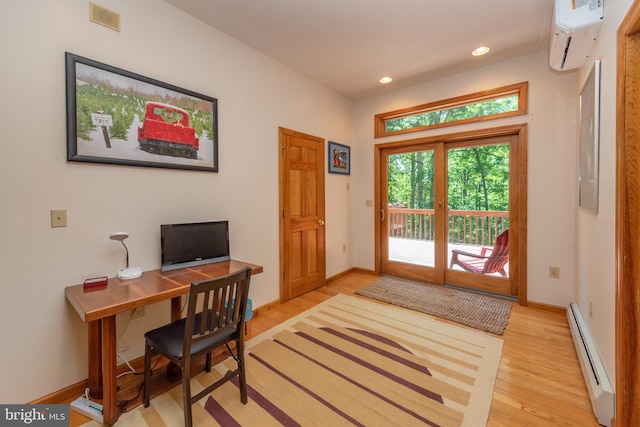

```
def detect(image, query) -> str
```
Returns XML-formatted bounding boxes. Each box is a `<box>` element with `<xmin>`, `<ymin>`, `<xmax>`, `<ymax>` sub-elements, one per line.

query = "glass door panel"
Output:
<box><xmin>445</xmin><ymin>142</ymin><xmax>512</xmax><ymax>295</ymax></box>
<box><xmin>381</xmin><ymin>144</ymin><xmax>445</xmax><ymax>283</ymax></box>
<box><xmin>387</xmin><ymin>150</ymin><xmax>436</xmax><ymax>267</ymax></box>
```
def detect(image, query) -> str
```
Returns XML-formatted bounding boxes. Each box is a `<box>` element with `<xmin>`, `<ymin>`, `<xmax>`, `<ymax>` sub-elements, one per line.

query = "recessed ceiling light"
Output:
<box><xmin>472</xmin><ymin>46</ymin><xmax>490</xmax><ymax>56</ymax></box>
<box><xmin>379</xmin><ymin>76</ymin><xmax>393</xmax><ymax>84</ymax></box>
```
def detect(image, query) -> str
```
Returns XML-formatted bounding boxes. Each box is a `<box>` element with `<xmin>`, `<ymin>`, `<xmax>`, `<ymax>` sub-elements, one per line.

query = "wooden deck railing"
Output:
<box><xmin>388</xmin><ymin>207</ymin><xmax>508</xmax><ymax>246</ymax></box>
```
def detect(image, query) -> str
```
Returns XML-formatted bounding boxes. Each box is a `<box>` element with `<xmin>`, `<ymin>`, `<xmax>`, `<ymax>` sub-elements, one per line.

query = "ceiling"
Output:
<box><xmin>165</xmin><ymin>0</ymin><xmax>555</xmax><ymax>100</ymax></box>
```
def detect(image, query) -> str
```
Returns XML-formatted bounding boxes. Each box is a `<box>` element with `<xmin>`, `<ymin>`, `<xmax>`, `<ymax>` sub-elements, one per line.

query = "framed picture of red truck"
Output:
<box><xmin>66</xmin><ymin>52</ymin><xmax>218</xmax><ymax>172</ymax></box>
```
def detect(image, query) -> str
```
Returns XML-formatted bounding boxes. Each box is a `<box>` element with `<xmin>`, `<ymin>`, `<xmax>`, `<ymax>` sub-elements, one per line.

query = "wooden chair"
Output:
<box><xmin>143</xmin><ymin>267</ymin><xmax>252</xmax><ymax>427</ymax></box>
<box><xmin>449</xmin><ymin>229</ymin><xmax>509</xmax><ymax>277</ymax></box>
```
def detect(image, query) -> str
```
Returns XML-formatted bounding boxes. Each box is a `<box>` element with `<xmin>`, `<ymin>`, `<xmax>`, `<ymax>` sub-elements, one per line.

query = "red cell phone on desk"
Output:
<box><xmin>84</xmin><ymin>276</ymin><xmax>108</xmax><ymax>289</ymax></box>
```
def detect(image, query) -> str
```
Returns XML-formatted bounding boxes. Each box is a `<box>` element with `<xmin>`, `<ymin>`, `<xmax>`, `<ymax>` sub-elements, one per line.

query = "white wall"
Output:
<box><xmin>574</xmin><ymin>0</ymin><xmax>634</xmax><ymax>388</ymax></box>
<box><xmin>0</xmin><ymin>0</ymin><xmax>353</xmax><ymax>402</ymax></box>
<box><xmin>352</xmin><ymin>50</ymin><xmax>578</xmax><ymax>307</ymax></box>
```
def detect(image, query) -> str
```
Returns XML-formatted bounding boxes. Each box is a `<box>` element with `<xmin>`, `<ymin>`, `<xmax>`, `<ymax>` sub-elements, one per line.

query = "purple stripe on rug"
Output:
<box><xmin>229</xmin><ymin>375</ymin><xmax>301</xmax><ymax>427</ymax></box>
<box><xmin>249</xmin><ymin>352</ymin><xmax>367</xmax><ymax>427</ymax></box>
<box><xmin>273</xmin><ymin>338</ymin><xmax>441</xmax><ymax>427</ymax></box>
<box><xmin>349</xmin><ymin>328</ymin><xmax>411</xmax><ymax>352</ymax></box>
<box><xmin>293</xmin><ymin>329</ymin><xmax>444</xmax><ymax>404</ymax></box>
<box><xmin>204</xmin><ymin>396</ymin><xmax>241</xmax><ymax>427</ymax></box>
<box><xmin>327</xmin><ymin>327</ymin><xmax>433</xmax><ymax>376</ymax></box>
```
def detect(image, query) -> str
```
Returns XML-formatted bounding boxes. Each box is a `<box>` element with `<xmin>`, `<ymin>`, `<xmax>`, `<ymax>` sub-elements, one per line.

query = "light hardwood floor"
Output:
<box><xmin>69</xmin><ymin>270</ymin><xmax>599</xmax><ymax>426</ymax></box>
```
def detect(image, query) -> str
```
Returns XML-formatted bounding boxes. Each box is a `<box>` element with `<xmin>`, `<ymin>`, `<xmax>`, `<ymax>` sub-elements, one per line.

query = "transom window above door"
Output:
<box><xmin>374</xmin><ymin>82</ymin><xmax>528</xmax><ymax>138</ymax></box>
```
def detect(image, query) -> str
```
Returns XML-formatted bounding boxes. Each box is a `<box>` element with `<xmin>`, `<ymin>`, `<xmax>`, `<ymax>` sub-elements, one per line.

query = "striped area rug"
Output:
<box><xmin>86</xmin><ymin>294</ymin><xmax>503</xmax><ymax>426</ymax></box>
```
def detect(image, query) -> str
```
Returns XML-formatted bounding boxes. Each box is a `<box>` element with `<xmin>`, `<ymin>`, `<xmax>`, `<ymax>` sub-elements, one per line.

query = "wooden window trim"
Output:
<box><xmin>374</xmin><ymin>82</ymin><xmax>528</xmax><ymax>138</ymax></box>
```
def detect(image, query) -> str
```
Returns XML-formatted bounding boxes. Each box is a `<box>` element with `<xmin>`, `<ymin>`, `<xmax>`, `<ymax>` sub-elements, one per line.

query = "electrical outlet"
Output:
<box><xmin>132</xmin><ymin>307</ymin><xmax>145</xmax><ymax>319</ymax></box>
<box><xmin>342</xmin><ymin>244</ymin><xmax>347</xmax><ymax>253</ymax></box>
<box><xmin>50</xmin><ymin>209</ymin><xmax>68</xmax><ymax>228</ymax></box>
<box><xmin>549</xmin><ymin>266</ymin><xmax>560</xmax><ymax>279</ymax></box>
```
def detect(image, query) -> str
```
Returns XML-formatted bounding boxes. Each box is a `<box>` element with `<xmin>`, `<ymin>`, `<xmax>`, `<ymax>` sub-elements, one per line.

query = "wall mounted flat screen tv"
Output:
<box><xmin>161</xmin><ymin>221</ymin><xmax>230</xmax><ymax>271</ymax></box>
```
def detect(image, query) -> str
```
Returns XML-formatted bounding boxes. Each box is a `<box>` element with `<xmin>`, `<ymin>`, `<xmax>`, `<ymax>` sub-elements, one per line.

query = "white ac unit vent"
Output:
<box><xmin>549</xmin><ymin>0</ymin><xmax>603</xmax><ymax>71</ymax></box>
<box><xmin>567</xmin><ymin>302</ymin><xmax>614</xmax><ymax>427</ymax></box>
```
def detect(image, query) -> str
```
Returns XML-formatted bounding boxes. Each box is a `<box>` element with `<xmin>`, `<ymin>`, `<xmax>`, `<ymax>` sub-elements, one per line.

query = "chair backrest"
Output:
<box><xmin>483</xmin><ymin>229</ymin><xmax>509</xmax><ymax>273</ymax></box>
<box><xmin>182</xmin><ymin>267</ymin><xmax>252</xmax><ymax>356</ymax></box>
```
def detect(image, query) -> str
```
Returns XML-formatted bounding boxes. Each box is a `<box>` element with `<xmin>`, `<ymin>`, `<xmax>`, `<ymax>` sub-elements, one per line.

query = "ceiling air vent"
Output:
<box><xmin>89</xmin><ymin>2</ymin><xmax>120</xmax><ymax>32</ymax></box>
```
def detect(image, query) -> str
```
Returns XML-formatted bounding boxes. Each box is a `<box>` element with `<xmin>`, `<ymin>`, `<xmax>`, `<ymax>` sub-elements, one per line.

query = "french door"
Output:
<box><xmin>376</xmin><ymin>128</ymin><xmax>525</xmax><ymax>299</ymax></box>
<box><xmin>381</xmin><ymin>143</ymin><xmax>446</xmax><ymax>283</ymax></box>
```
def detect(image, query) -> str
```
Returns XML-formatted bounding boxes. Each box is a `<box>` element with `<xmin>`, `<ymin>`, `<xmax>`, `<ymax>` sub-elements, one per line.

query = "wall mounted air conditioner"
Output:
<box><xmin>549</xmin><ymin>0</ymin><xmax>604</xmax><ymax>71</ymax></box>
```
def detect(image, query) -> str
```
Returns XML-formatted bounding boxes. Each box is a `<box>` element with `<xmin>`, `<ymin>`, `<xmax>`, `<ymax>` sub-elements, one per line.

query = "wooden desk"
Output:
<box><xmin>65</xmin><ymin>260</ymin><xmax>263</xmax><ymax>425</ymax></box>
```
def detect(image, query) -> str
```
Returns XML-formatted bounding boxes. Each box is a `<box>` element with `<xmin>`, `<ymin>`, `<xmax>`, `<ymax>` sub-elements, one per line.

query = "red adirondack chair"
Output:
<box><xmin>449</xmin><ymin>229</ymin><xmax>509</xmax><ymax>277</ymax></box>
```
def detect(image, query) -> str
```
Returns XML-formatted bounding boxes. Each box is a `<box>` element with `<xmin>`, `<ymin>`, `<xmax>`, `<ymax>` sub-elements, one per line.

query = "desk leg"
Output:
<box><xmin>87</xmin><ymin>320</ymin><xmax>102</xmax><ymax>398</ymax></box>
<box><xmin>102</xmin><ymin>315</ymin><xmax>121</xmax><ymax>425</ymax></box>
<box><xmin>171</xmin><ymin>296</ymin><xmax>182</xmax><ymax>322</ymax></box>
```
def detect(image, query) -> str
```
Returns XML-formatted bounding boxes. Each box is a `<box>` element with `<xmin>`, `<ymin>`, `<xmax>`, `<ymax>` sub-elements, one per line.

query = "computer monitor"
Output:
<box><xmin>160</xmin><ymin>221</ymin><xmax>230</xmax><ymax>271</ymax></box>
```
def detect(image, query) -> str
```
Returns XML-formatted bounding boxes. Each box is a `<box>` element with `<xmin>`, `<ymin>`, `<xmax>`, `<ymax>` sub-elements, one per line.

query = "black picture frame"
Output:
<box><xmin>65</xmin><ymin>52</ymin><xmax>218</xmax><ymax>172</ymax></box>
<box><xmin>328</xmin><ymin>141</ymin><xmax>350</xmax><ymax>175</ymax></box>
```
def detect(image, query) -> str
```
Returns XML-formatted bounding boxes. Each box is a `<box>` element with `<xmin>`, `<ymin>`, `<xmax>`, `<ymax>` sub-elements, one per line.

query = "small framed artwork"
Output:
<box><xmin>578</xmin><ymin>60</ymin><xmax>601</xmax><ymax>212</ymax></box>
<box><xmin>65</xmin><ymin>52</ymin><xmax>218</xmax><ymax>172</ymax></box>
<box><xmin>328</xmin><ymin>141</ymin><xmax>350</xmax><ymax>175</ymax></box>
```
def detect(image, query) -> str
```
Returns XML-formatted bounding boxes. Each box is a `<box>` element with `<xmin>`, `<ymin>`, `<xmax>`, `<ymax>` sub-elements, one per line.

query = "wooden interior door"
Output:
<box><xmin>279</xmin><ymin>127</ymin><xmax>326</xmax><ymax>301</ymax></box>
<box><xmin>616</xmin><ymin>3</ymin><xmax>640</xmax><ymax>425</ymax></box>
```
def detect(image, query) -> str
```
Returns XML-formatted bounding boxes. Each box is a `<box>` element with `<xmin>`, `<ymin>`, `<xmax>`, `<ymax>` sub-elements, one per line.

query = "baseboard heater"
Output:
<box><xmin>567</xmin><ymin>302</ymin><xmax>614</xmax><ymax>426</ymax></box>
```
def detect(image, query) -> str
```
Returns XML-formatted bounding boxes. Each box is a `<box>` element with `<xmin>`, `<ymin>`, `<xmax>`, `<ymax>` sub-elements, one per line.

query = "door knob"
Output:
<box><xmin>318</xmin><ymin>219</ymin><xmax>325</xmax><ymax>225</ymax></box>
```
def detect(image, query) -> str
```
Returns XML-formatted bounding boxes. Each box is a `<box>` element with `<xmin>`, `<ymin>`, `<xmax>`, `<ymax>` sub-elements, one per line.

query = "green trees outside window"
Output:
<box><xmin>375</xmin><ymin>82</ymin><xmax>527</xmax><ymax>138</ymax></box>
<box><xmin>386</xmin><ymin>96</ymin><xmax>518</xmax><ymax>134</ymax></box>
<box><xmin>388</xmin><ymin>144</ymin><xmax>509</xmax><ymax>245</ymax></box>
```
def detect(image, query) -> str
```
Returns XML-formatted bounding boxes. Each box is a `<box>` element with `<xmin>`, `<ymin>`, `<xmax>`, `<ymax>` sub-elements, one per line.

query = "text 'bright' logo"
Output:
<box><xmin>0</xmin><ymin>405</ymin><xmax>68</xmax><ymax>426</ymax></box>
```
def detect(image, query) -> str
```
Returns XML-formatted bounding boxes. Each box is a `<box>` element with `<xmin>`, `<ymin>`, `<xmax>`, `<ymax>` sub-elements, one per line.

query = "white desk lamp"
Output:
<box><xmin>109</xmin><ymin>232</ymin><xmax>142</xmax><ymax>279</ymax></box>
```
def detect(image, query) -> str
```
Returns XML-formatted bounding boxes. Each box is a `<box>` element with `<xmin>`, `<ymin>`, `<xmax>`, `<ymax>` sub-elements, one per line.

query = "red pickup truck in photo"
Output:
<box><xmin>138</xmin><ymin>102</ymin><xmax>199</xmax><ymax>159</ymax></box>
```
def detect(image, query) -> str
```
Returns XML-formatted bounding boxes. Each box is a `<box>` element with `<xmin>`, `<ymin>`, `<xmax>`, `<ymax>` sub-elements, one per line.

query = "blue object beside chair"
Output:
<box><xmin>245</xmin><ymin>298</ymin><xmax>253</xmax><ymax>322</ymax></box>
